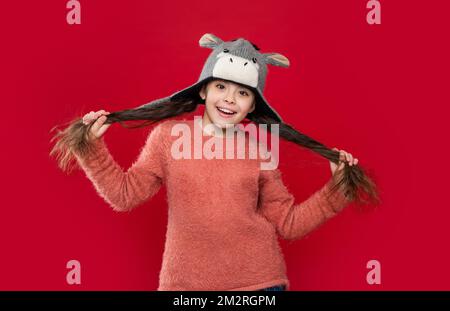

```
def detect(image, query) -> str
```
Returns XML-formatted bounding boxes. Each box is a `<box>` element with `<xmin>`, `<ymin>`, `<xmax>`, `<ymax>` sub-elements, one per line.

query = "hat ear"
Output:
<box><xmin>199</xmin><ymin>33</ymin><xmax>224</xmax><ymax>49</ymax></box>
<box><xmin>263</xmin><ymin>53</ymin><xmax>290</xmax><ymax>68</ymax></box>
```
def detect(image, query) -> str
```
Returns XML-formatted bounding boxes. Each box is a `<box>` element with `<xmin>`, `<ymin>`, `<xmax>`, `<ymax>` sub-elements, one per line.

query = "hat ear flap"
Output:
<box><xmin>263</xmin><ymin>53</ymin><xmax>290</xmax><ymax>68</ymax></box>
<box><xmin>199</xmin><ymin>33</ymin><xmax>224</xmax><ymax>49</ymax></box>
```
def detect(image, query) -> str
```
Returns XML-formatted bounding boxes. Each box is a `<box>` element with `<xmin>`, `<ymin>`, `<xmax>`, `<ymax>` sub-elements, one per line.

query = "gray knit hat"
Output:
<box><xmin>138</xmin><ymin>33</ymin><xmax>290</xmax><ymax>122</ymax></box>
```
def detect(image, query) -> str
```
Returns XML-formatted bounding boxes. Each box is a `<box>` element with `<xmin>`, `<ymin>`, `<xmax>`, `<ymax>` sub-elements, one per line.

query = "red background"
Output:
<box><xmin>1</xmin><ymin>0</ymin><xmax>449</xmax><ymax>290</ymax></box>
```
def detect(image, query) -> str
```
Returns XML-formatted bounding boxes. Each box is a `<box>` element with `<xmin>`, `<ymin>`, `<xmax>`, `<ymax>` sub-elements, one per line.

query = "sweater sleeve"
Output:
<box><xmin>257</xmin><ymin>168</ymin><xmax>351</xmax><ymax>241</ymax></box>
<box><xmin>74</xmin><ymin>122</ymin><xmax>168</xmax><ymax>212</ymax></box>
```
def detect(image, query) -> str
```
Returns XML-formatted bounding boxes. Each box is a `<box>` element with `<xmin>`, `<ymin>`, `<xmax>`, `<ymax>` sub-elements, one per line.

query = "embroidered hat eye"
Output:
<box><xmin>223</xmin><ymin>49</ymin><xmax>229</xmax><ymax>53</ymax></box>
<box><xmin>252</xmin><ymin>57</ymin><xmax>257</xmax><ymax>63</ymax></box>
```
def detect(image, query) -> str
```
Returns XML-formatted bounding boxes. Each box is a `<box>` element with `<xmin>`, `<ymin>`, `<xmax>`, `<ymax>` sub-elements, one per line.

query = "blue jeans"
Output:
<box><xmin>258</xmin><ymin>284</ymin><xmax>286</xmax><ymax>291</ymax></box>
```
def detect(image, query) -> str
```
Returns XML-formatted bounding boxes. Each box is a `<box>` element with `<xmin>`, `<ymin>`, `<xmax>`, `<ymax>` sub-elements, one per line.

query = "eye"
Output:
<box><xmin>239</xmin><ymin>90</ymin><xmax>249</xmax><ymax>96</ymax></box>
<box><xmin>223</xmin><ymin>49</ymin><xmax>229</xmax><ymax>53</ymax></box>
<box><xmin>252</xmin><ymin>57</ymin><xmax>257</xmax><ymax>63</ymax></box>
<box><xmin>215</xmin><ymin>83</ymin><xmax>225</xmax><ymax>89</ymax></box>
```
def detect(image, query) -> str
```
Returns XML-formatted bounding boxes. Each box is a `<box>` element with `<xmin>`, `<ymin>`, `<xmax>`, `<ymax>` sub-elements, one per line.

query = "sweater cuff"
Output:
<box><xmin>74</xmin><ymin>137</ymin><xmax>109</xmax><ymax>166</ymax></box>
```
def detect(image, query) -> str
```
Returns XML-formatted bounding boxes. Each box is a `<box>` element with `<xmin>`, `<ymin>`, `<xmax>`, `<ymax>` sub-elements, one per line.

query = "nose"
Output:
<box><xmin>224</xmin><ymin>87</ymin><xmax>236</xmax><ymax>104</ymax></box>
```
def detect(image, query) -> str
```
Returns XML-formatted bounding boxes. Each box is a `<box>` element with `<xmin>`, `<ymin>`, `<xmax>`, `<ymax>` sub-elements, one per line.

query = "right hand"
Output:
<box><xmin>330</xmin><ymin>147</ymin><xmax>359</xmax><ymax>179</ymax></box>
<box><xmin>82</xmin><ymin>110</ymin><xmax>111</xmax><ymax>139</ymax></box>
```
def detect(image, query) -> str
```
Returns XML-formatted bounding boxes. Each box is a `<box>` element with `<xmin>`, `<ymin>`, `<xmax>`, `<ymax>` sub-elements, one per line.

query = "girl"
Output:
<box><xmin>50</xmin><ymin>33</ymin><xmax>379</xmax><ymax>291</ymax></box>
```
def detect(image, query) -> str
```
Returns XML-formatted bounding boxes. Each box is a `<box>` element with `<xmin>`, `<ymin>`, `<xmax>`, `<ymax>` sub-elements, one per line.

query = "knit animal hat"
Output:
<box><xmin>138</xmin><ymin>33</ymin><xmax>290</xmax><ymax>122</ymax></box>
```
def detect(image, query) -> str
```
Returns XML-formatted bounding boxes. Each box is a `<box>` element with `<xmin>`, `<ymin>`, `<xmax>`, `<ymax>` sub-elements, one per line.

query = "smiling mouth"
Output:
<box><xmin>216</xmin><ymin>107</ymin><xmax>237</xmax><ymax>115</ymax></box>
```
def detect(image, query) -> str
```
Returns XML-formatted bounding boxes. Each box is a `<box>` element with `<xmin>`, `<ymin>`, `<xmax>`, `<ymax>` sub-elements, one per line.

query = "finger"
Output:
<box><xmin>344</xmin><ymin>152</ymin><xmax>350</xmax><ymax>162</ymax></box>
<box><xmin>97</xmin><ymin>123</ymin><xmax>112</xmax><ymax>137</ymax></box>
<box><xmin>343</xmin><ymin>152</ymin><xmax>351</xmax><ymax>165</ymax></box>
<box><xmin>354</xmin><ymin>158</ymin><xmax>359</xmax><ymax>165</ymax></box>
<box><xmin>97</xmin><ymin>115</ymin><xmax>108</xmax><ymax>126</ymax></box>
<box><xmin>340</xmin><ymin>151</ymin><xmax>346</xmax><ymax>162</ymax></box>
<box><xmin>82</xmin><ymin>114</ymin><xmax>94</xmax><ymax>125</ymax></box>
<box><xmin>91</xmin><ymin>115</ymin><xmax>107</xmax><ymax>133</ymax></box>
<box><xmin>347</xmin><ymin>153</ymin><xmax>353</xmax><ymax>166</ymax></box>
<box><xmin>83</xmin><ymin>110</ymin><xmax>103</xmax><ymax>125</ymax></box>
<box><xmin>97</xmin><ymin>110</ymin><xmax>111</xmax><ymax>117</ymax></box>
<box><xmin>84</xmin><ymin>111</ymin><xmax>95</xmax><ymax>119</ymax></box>
<box><xmin>85</xmin><ymin>111</ymin><xmax>95</xmax><ymax>118</ymax></box>
<box><xmin>90</xmin><ymin>111</ymin><xmax>109</xmax><ymax>123</ymax></box>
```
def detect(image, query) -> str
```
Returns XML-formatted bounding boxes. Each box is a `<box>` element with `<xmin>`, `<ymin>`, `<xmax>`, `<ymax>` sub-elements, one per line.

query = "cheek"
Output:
<box><xmin>205</xmin><ymin>89</ymin><xmax>221</xmax><ymax>103</ymax></box>
<box><xmin>205</xmin><ymin>99</ymin><xmax>218</xmax><ymax>113</ymax></box>
<box><xmin>240</xmin><ymin>99</ymin><xmax>255</xmax><ymax>113</ymax></box>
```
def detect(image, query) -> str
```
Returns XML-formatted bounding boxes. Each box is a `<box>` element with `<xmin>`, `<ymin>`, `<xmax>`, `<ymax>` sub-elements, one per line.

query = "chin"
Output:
<box><xmin>211</xmin><ymin>119</ymin><xmax>235</xmax><ymax>128</ymax></box>
<box><xmin>216</xmin><ymin>115</ymin><xmax>243</xmax><ymax>126</ymax></box>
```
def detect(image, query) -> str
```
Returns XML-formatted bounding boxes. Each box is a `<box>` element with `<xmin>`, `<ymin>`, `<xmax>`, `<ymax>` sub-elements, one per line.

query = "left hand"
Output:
<box><xmin>330</xmin><ymin>148</ymin><xmax>359</xmax><ymax>176</ymax></box>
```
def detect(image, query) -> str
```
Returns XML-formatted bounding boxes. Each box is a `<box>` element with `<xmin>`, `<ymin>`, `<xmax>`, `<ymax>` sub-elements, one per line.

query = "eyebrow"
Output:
<box><xmin>214</xmin><ymin>79</ymin><xmax>251</xmax><ymax>91</ymax></box>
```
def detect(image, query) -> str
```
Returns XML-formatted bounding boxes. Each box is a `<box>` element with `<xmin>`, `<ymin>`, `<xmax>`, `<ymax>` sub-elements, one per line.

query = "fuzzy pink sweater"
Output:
<box><xmin>75</xmin><ymin>118</ymin><xmax>350</xmax><ymax>291</ymax></box>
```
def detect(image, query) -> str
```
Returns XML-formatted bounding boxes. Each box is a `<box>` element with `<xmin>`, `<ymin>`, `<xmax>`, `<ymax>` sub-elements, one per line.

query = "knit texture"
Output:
<box><xmin>74</xmin><ymin>118</ymin><xmax>351</xmax><ymax>291</ymax></box>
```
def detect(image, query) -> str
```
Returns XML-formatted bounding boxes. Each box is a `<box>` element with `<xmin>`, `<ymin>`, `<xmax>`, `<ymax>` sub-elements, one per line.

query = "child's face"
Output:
<box><xmin>199</xmin><ymin>79</ymin><xmax>255</xmax><ymax>129</ymax></box>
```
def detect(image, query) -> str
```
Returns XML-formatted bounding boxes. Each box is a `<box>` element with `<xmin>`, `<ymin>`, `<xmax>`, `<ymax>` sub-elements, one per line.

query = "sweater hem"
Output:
<box><xmin>227</xmin><ymin>278</ymin><xmax>290</xmax><ymax>291</ymax></box>
<box><xmin>158</xmin><ymin>278</ymin><xmax>290</xmax><ymax>291</ymax></box>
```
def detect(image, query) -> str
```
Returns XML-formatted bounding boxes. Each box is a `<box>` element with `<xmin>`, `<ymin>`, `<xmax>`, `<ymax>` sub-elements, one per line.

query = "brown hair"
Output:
<box><xmin>50</xmin><ymin>91</ymin><xmax>380</xmax><ymax>207</ymax></box>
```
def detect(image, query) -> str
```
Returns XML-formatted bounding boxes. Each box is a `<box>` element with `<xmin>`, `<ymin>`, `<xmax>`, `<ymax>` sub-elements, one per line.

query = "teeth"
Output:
<box><xmin>217</xmin><ymin>107</ymin><xmax>235</xmax><ymax>114</ymax></box>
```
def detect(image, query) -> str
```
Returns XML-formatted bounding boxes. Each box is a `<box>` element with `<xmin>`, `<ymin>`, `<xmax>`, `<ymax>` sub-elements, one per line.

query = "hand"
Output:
<box><xmin>82</xmin><ymin>110</ymin><xmax>111</xmax><ymax>139</ymax></box>
<box><xmin>330</xmin><ymin>148</ymin><xmax>359</xmax><ymax>176</ymax></box>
